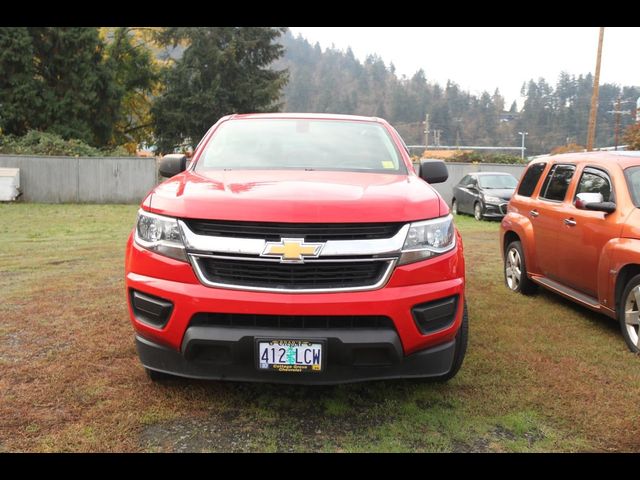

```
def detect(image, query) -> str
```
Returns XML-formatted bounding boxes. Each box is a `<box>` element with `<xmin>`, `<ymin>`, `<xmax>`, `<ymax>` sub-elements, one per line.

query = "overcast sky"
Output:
<box><xmin>289</xmin><ymin>27</ymin><xmax>640</xmax><ymax>108</ymax></box>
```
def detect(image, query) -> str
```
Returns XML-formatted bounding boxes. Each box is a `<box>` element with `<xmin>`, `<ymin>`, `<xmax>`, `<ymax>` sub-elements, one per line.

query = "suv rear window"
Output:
<box><xmin>539</xmin><ymin>164</ymin><xmax>576</xmax><ymax>202</ymax></box>
<box><xmin>517</xmin><ymin>163</ymin><xmax>546</xmax><ymax>197</ymax></box>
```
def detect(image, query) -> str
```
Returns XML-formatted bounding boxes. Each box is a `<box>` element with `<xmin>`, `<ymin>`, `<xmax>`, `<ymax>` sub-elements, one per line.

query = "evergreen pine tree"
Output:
<box><xmin>28</xmin><ymin>27</ymin><xmax>121</xmax><ymax>145</ymax></box>
<box><xmin>0</xmin><ymin>28</ymin><xmax>38</xmax><ymax>136</ymax></box>
<box><xmin>0</xmin><ymin>27</ymin><xmax>121</xmax><ymax>146</ymax></box>
<box><xmin>151</xmin><ymin>27</ymin><xmax>288</xmax><ymax>152</ymax></box>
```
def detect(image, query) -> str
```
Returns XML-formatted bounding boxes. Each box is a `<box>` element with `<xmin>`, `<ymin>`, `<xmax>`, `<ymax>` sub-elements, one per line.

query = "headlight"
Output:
<box><xmin>134</xmin><ymin>210</ymin><xmax>188</xmax><ymax>262</ymax></box>
<box><xmin>399</xmin><ymin>214</ymin><xmax>456</xmax><ymax>265</ymax></box>
<box><xmin>484</xmin><ymin>195</ymin><xmax>502</xmax><ymax>204</ymax></box>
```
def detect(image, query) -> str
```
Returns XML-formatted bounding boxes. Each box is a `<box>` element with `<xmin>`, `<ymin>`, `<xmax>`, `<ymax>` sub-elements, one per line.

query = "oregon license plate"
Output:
<box><xmin>257</xmin><ymin>339</ymin><xmax>323</xmax><ymax>373</ymax></box>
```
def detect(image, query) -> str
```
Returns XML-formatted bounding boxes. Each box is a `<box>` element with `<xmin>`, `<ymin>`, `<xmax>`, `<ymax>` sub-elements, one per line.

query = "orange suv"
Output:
<box><xmin>500</xmin><ymin>151</ymin><xmax>640</xmax><ymax>352</ymax></box>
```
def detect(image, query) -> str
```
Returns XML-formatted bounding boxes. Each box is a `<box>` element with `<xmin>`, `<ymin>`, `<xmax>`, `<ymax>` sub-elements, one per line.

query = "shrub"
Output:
<box><xmin>0</xmin><ymin>131</ymin><xmax>132</xmax><ymax>157</ymax></box>
<box><xmin>550</xmin><ymin>143</ymin><xmax>585</xmax><ymax>155</ymax></box>
<box><xmin>622</xmin><ymin>123</ymin><xmax>640</xmax><ymax>151</ymax></box>
<box><xmin>444</xmin><ymin>151</ymin><xmax>525</xmax><ymax>164</ymax></box>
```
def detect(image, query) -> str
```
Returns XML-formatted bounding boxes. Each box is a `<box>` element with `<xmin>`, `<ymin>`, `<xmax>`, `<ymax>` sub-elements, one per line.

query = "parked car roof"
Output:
<box><xmin>467</xmin><ymin>172</ymin><xmax>516</xmax><ymax>176</ymax></box>
<box><xmin>531</xmin><ymin>151</ymin><xmax>640</xmax><ymax>169</ymax></box>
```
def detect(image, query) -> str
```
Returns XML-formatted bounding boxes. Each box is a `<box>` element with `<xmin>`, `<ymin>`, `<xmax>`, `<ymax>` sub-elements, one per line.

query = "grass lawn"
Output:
<box><xmin>1</xmin><ymin>204</ymin><xmax>639</xmax><ymax>452</ymax></box>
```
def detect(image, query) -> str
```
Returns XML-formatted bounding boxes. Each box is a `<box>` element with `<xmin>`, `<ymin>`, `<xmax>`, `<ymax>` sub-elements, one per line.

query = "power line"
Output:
<box><xmin>606</xmin><ymin>96</ymin><xmax>633</xmax><ymax>151</ymax></box>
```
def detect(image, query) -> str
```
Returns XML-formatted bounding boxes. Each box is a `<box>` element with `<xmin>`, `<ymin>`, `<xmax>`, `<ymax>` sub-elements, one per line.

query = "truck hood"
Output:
<box><xmin>147</xmin><ymin>169</ymin><xmax>446</xmax><ymax>223</ymax></box>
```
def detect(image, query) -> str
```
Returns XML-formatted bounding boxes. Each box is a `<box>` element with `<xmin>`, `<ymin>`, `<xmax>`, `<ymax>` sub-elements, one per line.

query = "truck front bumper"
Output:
<box><xmin>136</xmin><ymin>331</ymin><xmax>456</xmax><ymax>385</ymax></box>
<box><xmin>126</xmin><ymin>234</ymin><xmax>465</xmax><ymax>384</ymax></box>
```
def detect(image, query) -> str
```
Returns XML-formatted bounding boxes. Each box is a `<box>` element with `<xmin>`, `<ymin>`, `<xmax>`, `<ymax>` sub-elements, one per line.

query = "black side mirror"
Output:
<box><xmin>585</xmin><ymin>201</ymin><xmax>616</xmax><ymax>214</ymax></box>
<box><xmin>419</xmin><ymin>159</ymin><xmax>448</xmax><ymax>184</ymax></box>
<box><xmin>575</xmin><ymin>192</ymin><xmax>616</xmax><ymax>214</ymax></box>
<box><xmin>159</xmin><ymin>154</ymin><xmax>188</xmax><ymax>178</ymax></box>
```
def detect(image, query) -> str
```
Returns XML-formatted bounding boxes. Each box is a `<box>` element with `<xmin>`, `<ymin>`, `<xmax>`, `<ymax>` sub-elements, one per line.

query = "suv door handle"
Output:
<box><xmin>530</xmin><ymin>209</ymin><xmax>539</xmax><ymax>218</ymax></box>
<box><xmin>564</xmin><ymin>218</ymin><xmax>577</xmax><ymax>226</ymax></box>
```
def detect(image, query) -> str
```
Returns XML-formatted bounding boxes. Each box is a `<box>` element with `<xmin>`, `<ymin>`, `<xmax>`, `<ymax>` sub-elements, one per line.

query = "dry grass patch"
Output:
<box><xmin>0</xmin><ymin>205</ymin><xmax>638</xmax><ymax>452</ymax></box>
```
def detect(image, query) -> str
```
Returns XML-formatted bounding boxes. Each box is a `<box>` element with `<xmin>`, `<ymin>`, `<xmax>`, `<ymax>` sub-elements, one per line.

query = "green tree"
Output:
<box><xmin>0</xmin><ymin>28</ymin><xmax>38</xmax><ymax>136</ymax></box>
<box><xmin>102</xmin><ymin>27</ymin><xmax>161</xmax><ymax>150</ymax></box>
<box><xmin>623</xmin><ymin>123</ymin><xmax>640</xmax><ymax>150</ymax></box>
<box><xmin>151</xmin><ymin>27</ymin><xmax>288</xmax><ymax>152</ymax></box>
<box><xmin>28</xmin><ymin>27</ymin><xmax>121</xmax><ymax>146</ymax></box>
<box><xmin>0</xmin><ymin>28</ymin><xmax>121</xmax><ymax>146</ymax></box>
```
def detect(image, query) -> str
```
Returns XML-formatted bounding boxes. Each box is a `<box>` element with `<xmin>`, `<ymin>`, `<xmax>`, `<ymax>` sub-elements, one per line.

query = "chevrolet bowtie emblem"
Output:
<box><xmin>261</xmin><ymin>238</ymin><xmax>324</xmax><ymax>263</ymax></box>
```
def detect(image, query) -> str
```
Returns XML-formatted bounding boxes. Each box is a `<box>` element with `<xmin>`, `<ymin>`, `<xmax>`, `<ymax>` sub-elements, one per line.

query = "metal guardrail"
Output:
<box><xmin>406</xmin><ymin>145</ymin><xmax>525</xmax><ymax>151</ymax></box>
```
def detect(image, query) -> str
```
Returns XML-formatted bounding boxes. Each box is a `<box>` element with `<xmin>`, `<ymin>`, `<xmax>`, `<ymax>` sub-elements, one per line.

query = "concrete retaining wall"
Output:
<box><xmin>0</xmin><ymin>154</ymin><xmax>157</xmax><ymax>203</ymax></box>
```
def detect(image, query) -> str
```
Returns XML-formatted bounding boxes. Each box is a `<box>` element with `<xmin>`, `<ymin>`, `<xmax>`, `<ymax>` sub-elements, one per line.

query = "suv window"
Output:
<box><xmin>626</xmin><ymin>166</ymin><xmax>640</xmax><ymax>208</ymax></box>
<box><xmin>517</xmin><ymin>162</ymin><xmax>546</xmax><ymax>197</ymax></box>
<box><xmin>459</xmin><ymin>175</ymin><xmax>471</xmax><ymax>186</ymax></box>
<box><xmin>574</xmin><ymin>168</ymin><xmax>613</xmax><ymax>203</ymax></box>
<box><xmin>624</xmin><ymin>167</ymin><xmax>640</xmax><ymax>208</ymax></box>
<box><xmin>540</xmin><ymin>164</ymin><xmax>576</xmax><ymax>202</ymax></box>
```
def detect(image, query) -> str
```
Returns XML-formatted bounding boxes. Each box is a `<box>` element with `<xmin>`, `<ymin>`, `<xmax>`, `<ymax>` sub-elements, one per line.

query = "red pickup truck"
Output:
<box><xmin>125</xmin><ymin>113</ymin><xmax>467</xmax><ymax>384</ymax></box>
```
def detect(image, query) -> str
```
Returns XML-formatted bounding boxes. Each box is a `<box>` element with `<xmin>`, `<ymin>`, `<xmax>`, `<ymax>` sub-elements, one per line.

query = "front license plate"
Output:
<box><xmin>257</xmin><ymin>339</ymin><xmax>323</xmax><ymax>373</ymax></box>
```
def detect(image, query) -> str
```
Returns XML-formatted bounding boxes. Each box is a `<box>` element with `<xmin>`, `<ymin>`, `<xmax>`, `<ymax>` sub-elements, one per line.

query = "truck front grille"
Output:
<box><xmin>183</xmin><ymin>219</ymin><xmax>403</xmax><ymax>242</ymax></box>
<box><xmin>195</xmin><ymin>257</ymin><xmax>391</xmax><ymax>291</ymax></box>
<box><xmin>190</xmin><ymin>313</ymin><xmax>396</xmax><ymax>330</ymax></box>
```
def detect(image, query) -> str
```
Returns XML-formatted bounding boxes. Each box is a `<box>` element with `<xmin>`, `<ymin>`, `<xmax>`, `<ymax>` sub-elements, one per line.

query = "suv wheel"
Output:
<box><xmin>434</xmin><ymin>300</ymin><xmax>468</xmax><ymax>382</ymax></box>
<box><xmin>451</xmin><ymin>199</ymin><xmax>458</xmax><ymax>215</ymax></box>
<box><xmin>504</xmin><ymin>240</ymin><xmax>537</xmax><ymax>295</ymax></box>
<box><xmin>474</xmin><ymin>202</ymin><xmax>483</xmax><ymax>221</ymax></box>
<box><xmin>620</xmin><ymin>274</ymin><xmax>640</xmax><ymax>353</ymax></box>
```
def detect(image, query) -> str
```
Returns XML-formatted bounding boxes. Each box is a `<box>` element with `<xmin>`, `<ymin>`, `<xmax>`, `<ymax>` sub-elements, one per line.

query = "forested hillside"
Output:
<box><xmin>276</xmin><ymin>31</ymin><xmax>639</xmax><ymax>155</ymax></box>
<box><xmin>1</xmin><ymin>28</ymin><xmax>637</xmax><ymax>156</ymax></box>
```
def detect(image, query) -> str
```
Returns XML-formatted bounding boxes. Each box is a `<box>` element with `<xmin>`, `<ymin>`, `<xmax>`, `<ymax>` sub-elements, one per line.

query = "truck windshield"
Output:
<box><xmin>626</xmin><ymin>166</ymin><xmax>640</xmax><ymax>207</ymax></box>
<box><xmin>195</xmin><ymin>119</ymin><xmax>406</xmax><ymax>174</ymax></box>
<box><xmin>478</xmin><ymin>175</ymin><xmax>518</xmax><ymax>189</ymax></box>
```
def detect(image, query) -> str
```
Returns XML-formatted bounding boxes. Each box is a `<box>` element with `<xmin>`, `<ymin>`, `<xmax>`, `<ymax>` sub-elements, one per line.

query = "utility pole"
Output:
<box><xmin>434</xmin><ymin>129</ymin><xmax>442</xmax><ymax>147</ymax></box>
<box><xmin>423</xmin><ymin>114</ymin><xmax>430</xmax><ymax>150</ymax></box>
<box><xmin>606</xmin><ymin>97</ymin><xmax>633</xmax><ymax>150</ymax></box>
<box><xmin>518</xmin><ymin>131</ymin><xmax>528</xmax><ymax>160</ymax></box>
<box><xmin>586</xmin><ymin>27</ymin><xmax>605</xmax><ymax>151</ymax></box>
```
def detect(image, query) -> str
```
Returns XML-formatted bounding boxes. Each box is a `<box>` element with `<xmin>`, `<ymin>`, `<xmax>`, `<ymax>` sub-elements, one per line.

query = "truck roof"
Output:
<box><xmin>228</xmin><ymin>112</ymin><xmax>383</xmax><ymax>123</ymax></box>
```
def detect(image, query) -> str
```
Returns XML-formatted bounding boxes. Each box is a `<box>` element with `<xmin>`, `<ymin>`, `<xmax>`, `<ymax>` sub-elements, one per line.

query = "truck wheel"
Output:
<box><xmin>619</xmin><ymin>274</ymin><xmax>640</xmax><ymax>353</ymax></box>
<box><xmin>504</xmin><ymin>240</ymin><xmax>537</xmax><ymax>295</ymax></box>
<box><xmin>474</xmin><ymin>202</ymin><xmax>483</xmax><ymax>221</ymax></box>
<box><xmin>145</xmin><ymin>367</ymin><xmax>175</xmax><ymax>382</ymax></box>
<box><xmin>451</xmin><ymin>199</ymin><xmax>458</xmax><ymax>215</ymax></box>
<box><xmin>434</xmin><ymin>300</ymin><xmax>468</xmax><ymax>382</ymax></box>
